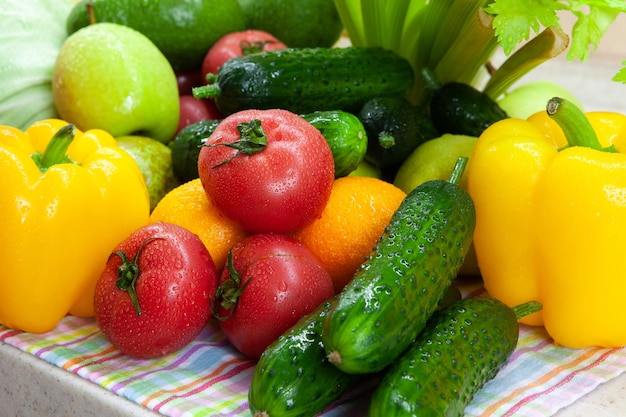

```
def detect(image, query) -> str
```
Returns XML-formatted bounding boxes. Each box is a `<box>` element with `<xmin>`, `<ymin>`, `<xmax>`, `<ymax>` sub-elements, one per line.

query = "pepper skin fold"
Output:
<box><xmin>468</xmin><ymin>98</ymin><xmax>626</xmax><ymax>348</ymax></box>
<box><xmin>0</xmin><ymin>119</ymin><xmax>150</xmax><ymax>333</ymax></box>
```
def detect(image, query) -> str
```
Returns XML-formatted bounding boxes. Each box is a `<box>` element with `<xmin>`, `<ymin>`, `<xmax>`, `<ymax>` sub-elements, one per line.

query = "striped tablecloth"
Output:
<box><xmin>1</xmin><ymin>285</ymin><xmax>625</xmax><ymax>417</ymax></box>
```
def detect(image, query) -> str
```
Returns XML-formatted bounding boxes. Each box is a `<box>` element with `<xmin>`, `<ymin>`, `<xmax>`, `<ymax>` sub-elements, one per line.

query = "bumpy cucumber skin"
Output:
<box><xmin>367</xmin><ymin>296</ymin><xmax>519</xmax><ymax>417</ymax></box>
<box><xmin>249</xmin><ymin>299</ymin><xmax>361</xmax><ymax>417</ymax></box>
<box><xmin>322</xmin><ymin>180</ymin><xmax>475</xmax><ymax>374</ymax></box>
<box><xmin>210</xmin><ymin>47</ymin><xmax>415</xmax><ymax>116</ymax></box>
<box><xmin>429</xmin><ymin>82</ymin><xmax>508</xmax><ymax>137</ymax></box>
<box><xmin>169</xmin><ymin>119</ymin><xmax>221</xmax><ymax>183</ymax></box>
<box><xmin>301</xmin><ymin>110</ymin><xmax>368</xmax><ymax>178</ymax></box>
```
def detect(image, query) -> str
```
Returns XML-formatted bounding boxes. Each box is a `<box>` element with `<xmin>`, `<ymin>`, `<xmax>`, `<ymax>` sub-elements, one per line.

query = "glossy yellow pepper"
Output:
<box><xmin>0</xmin><ymin>119</ymin><xmax>150</xmax><ymax>333</ymax></box>
<box><xmin>468</xmin><ymin>98</ymin><xmax>626</xmax><ymax>348</ymax></box>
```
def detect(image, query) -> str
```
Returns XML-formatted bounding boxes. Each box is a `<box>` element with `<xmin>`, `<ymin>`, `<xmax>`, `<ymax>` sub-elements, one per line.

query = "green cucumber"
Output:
<box><xmin>169</xmin><ymin>119</ymin><xmax>221</xmax><ymax>183</ymax></box>
<box><xmin>248</xmin><ymin>298</ymin><xmax>361</xmax><ymax>417</ymax></box>
<box><xmin>358</xmin><ymin>96</ymin><xmax>438</xmax><ymax>180</ymax></box>
<box><xmin>301</xmin><ymin>110</ymin><xmax>368</xmax><ymax>178</ymax></box>
<box><xmin>170</xmin><ymin>110</ymin><xmax>368</xmax><ymax>182</ymax></box>
<box><xmin>192</xmin><ymin>46</ymin><xmax>415</xmax><ymax>116</ymax></box>
<box><xmin>367</xmin><ymin>297</ymin><xmax>542</xmax><ymax>417</ymax></box>
<box><xmin>422</xmin><ymin>69</ymin><xmax>507</xmax><ymax>137</ymax></box>
<box><xmin>322</xmin><ymin>158</ymin><xmax>475</xmax><ymax>374</ymax></box>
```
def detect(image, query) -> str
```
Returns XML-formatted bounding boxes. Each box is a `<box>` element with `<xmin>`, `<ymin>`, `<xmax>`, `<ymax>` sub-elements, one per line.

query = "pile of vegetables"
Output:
<box><xmin>3</xmin><ymin>0</ymin><xmax>626</xmax><ymax>416</ymax></box>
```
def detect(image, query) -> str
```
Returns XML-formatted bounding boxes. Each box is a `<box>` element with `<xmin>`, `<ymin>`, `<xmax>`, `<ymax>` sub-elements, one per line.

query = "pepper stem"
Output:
<box><xmin>111</xmin><ymin>237</ymin><xmax>161</xmax><ymax>316</ymax></box>
<box><xmin>32</xmin><ymin>124</ymin><xmax>76</xmax><ymax>173</ymax></box>
<box><xmin>547</xmin><ymin>97</ymin><xmax>617</xmax><ymax>152</ymax></box>
<box><xmin>206</xmin><ymin>118</ymin><xmax>268</xmax><ymax>167</ymax></box>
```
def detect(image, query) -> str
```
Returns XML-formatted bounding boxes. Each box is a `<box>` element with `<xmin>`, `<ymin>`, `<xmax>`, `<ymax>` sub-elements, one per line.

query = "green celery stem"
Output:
<box><xmin>546</xmin><ymin>97</ymin><xmax>613</xmax><ymax>152</ymax></box>
<box><xmin>513</xmin><ymin>301</ymin><xmax>542</xmax><ymax>320</ymax></box>
<box><xmin>37</xmin><ymin>124</ymin><xmax>75</xmax><ymax>172</ymax></box>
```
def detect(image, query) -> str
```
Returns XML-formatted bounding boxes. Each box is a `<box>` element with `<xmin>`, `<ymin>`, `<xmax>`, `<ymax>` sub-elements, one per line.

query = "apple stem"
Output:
<box><xmin>87</xmin><ymin>3</ymin><xmax>97</xmax><ymax>25</ymax></box>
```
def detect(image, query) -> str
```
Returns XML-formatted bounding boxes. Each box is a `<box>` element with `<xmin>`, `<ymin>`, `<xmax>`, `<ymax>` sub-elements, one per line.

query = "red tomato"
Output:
<box><xmin>94</xmin><ymin>222</ymin><xmax>218</xmax><ymax>359</ymax></box>
<box><xmin>201</xmin><ymin>29</ymin><xmax>287</xmax><ymax>79</ymax></box>
<box><xmin>175</xmin><ymin>69</ymin><xmax>204</xmax><ymax>96</ymax></box>
<box><xmin>175</xmin><ymin>95</ymin><xmax>223</xmax><ymax>137</ymax></box>
<box><xmin>213</xmin><ymin>233</ymin><xmax>334</xmax><ymax>358</ymax></box>
<box><xmin>197</xmin><ymin>109</ymin><xmax>335</xmax><ymax>234</ymax></box>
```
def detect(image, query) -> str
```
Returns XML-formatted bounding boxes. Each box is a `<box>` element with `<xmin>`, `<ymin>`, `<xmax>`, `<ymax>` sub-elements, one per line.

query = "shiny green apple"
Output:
<box><xmin>497</xmin><ymin>80</ymin><xmax>584</xmax><ymax>120</ymax></box>
<box><xmin>116</xmin><ymin>135</ymin><xmax>179</xmax><ymax>211</ymax></box>
<box><xmin>53</xmin><ymin>22</ymin><xmax>179</xmax><ymax>143</ymax></box>
<box><xmin>394</xmin><ymin>134</ymin><xmax>480</xmax><ymax>276</ymax></box>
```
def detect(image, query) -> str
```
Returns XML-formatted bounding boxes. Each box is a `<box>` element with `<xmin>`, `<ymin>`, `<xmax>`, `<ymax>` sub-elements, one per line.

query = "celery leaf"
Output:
<box><xmin>615</xmin><ymin>62</ymin><xmax>626</xmax><ymax>83</ymax></box>
<box><xmin>485</xmin><ymin>0</ymin><xmax>560</xmax><ymax>55</ymax></box>
<box><xmin>567</xmin><ymin>5</ymin><xmax>620</xmax><ymax>61</ymax></box>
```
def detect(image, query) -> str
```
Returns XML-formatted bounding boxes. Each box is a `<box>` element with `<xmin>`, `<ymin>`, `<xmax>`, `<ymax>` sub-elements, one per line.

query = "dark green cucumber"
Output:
<box><xmin>192</xmin><ymin>46</ymin><xmax>415</xmax><ymax>116</ymax></box>
<box><xmin>248</xmin><ymin>298</ymin><xmax>361</xmax><ymax>417</ymax></box>
<box><xmin>423</xmin><ymin>69</ymin><xmax>507</xmax><ymax>137</ymax></box>
<box><xmin>358</xmin><ymin>96</ymin><xmax>438</xmax><ymax>180</ymax></box>
<box><xmin>322</xmin><ymin>158</ymin><xmax>475</xmax><ymax>374</ymax></box>
<box><xmin>367</xmin><ymin>297</ymin><xmax>542</xmax><ymax>417</ymax></box>
<box><xmin>170</xmin><ymin>110</ymin><xmax>368</xmax><ymax>182</ymax></box>
<box><xmin>301</xmin><ymin>110</ymin><xmax>368</xmax><ymax>177</ymax></box>
<box><xmin>169</xmin><ymin>119</ymin><xmax>221</xmax><ymax>183</ymax></box>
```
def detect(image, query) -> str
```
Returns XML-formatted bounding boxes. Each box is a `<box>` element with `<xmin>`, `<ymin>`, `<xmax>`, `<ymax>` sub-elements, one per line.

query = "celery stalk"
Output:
<box><xmin>361</xmin><ymin>0</ymin><xmax>387</xmax><ymax>47</ymax></box>
<box><xmin>385</xmin><ymin>0</ymin><xmax>412</xmax><ymax>51</ymax></box>
<box><xmin>334</xmin><ymin>0</ymin><xmax>365</xmax><ymax>46</ymax></box>
<box><xmin>483</xmin><ymin>26</ymin><xmax>570</xmax><ymax>99</ymax></box>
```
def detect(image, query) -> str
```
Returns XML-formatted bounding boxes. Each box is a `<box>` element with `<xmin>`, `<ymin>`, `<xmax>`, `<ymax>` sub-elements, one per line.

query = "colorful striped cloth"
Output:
<box><xmin>1</xmin><ymin>286</ymin><xmax>625</xmax><ymax>417</ymax></box>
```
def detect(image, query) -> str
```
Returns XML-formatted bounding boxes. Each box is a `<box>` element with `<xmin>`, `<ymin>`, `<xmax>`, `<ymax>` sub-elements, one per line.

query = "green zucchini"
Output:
<box><xmin>192</xmin><ymin>46</ymin><xmax>415</xmax><ymax>116</ymax></box>
<box><xmin>322</xmin><ymin>158</ymin><xmax>475</xmax><ymax>374</ymax></box>
<box><xmin>169</xmin><ymin>119</ymin><xmax>221</xmax><ymax>183</ymax></box>
<box><xmin>358</xmin><ymin>96</ymin><xmax>438</xmax><ymax>180</ymax></box>
<box><xmin>367</xmin><ymin>297</ymin><xmax>542</xmax><ymax>417</ymax></box>
<box><xmin>301</xmin><ymin>110</ymin><xmax>368</xmax><ymax>177</ymax></box>
<box><xmin>248</xmin><ymin>298</ymin><xmax>361</xmax><ymax>417</ymax></box>
<box><xmin>170</xmin><ymin>110</ymin><xmax>368</xmax><ymax>182</ymax></box>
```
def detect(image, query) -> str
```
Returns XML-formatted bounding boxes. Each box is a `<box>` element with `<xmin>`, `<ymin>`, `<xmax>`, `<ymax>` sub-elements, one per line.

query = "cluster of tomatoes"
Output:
<box><xmin>94</xmin><ymin>30</ymin><xmax>344</xmax><ymax>361</ymax></box>
<box><xmin>173</xmin><ymin>29</ymin><xmax>288</xmax><ymax>139</ymax></box>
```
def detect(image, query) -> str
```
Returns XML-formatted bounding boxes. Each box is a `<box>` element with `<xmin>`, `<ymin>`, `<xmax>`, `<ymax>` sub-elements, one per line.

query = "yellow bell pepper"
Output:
<box><xmin>468</xmin><ymin>98</ymin><xmax>626</xmax><ymax>348</ymax></box>
<box><xmin>0</xmin><ymin>119</ymin><xmax>150</xmax><ymax>333</ymax></box>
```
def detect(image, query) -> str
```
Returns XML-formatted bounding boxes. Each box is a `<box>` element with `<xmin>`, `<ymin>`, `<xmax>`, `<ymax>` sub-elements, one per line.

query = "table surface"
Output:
<box><xmin>2</xmin><ymin>13</ymin><xmax>626</xmax><ymax>417</ymax></box>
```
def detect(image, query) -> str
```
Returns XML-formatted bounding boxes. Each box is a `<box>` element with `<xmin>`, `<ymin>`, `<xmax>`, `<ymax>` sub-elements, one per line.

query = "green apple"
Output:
<box><xmin>52</xmin><ymin>22</ymin><xmax>179</xmax><ymax>143</ymax></box>
<box><xmin>393</xmin><ymin>134</ymin><xmax>477</xmax><ymax>194</ymax></box>
<box><xmin>394</xmin><ymin>134</ymin><xmax>480</xmax><ymax>276</ymax></box>
<box><xmin>497</xmin><ymin>80</ymin><xmax>584</xmax><ymax>120</ymax></box>
<box><xmin>116</xmin><ymin>135</ymin><xmax>179</xmax><ymax>211</ymax></box>
<box><xmin>348</xmin><ymin>159</ymin><xmax>381</xmax><ymax>178</ymax></box>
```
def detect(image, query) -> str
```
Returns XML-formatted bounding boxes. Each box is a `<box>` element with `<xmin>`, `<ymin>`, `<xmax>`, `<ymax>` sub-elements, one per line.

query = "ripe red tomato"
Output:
<box><xmin>197</xmin><ymin>109</ymin><xmax>335</xmax><ymax>234</ymax></box>
<box><xmin>212</xmin><ymin>233</ymin><xmax>334</xmax><ymax>359</ymax></box>
<box><xmin>94</xmin><ymin>222</ymin><xmax>218</xmax><ymax>359</ymax></box>
<box><xmin>175</xmin><ymin>95</ymin><xmax>223</xmax><ymax>137</ymax></box>
<box><xmin>201</xmin><ymin>29</ymin><xmax>287</xmax><ymax>79</ymax></box>
<box><xmin>175</xmin><ymin>69</ymin><xmax>204</xmax><ymax>96</ymax></box>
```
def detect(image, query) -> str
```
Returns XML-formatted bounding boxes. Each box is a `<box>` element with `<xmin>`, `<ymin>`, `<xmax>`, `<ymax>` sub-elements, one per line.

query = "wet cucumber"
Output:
<box><xmin>248</xmin><ymin>298</ymin><xmax>361</xmax><ymax>417</ymax></box>
<box><xmin>192</xmin><ymin>46</ymin><xmax>415</xmax><ymax>116</ymax></box>
<box><xmin>301</xmin><ymin>110</ymin><xmax>368</xmax><ymax>178</ymax></box>
<box><xmin>322</xmin><ymin>158</ymin><xmax>475</xmax><ymax>374</ymax></box>
<box><xmin>367</xmin><ymin>297</ymin><xmax>541</xmax><ymax>416</ymax></box>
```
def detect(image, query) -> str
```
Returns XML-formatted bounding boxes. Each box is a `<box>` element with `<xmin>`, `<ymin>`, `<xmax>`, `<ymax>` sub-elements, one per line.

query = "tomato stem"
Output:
<box><xmin>211</xmin><ymin>251</ymin><xmax>251</xmax><ymax>321</ymax></box>
<box><xmin>111</xmin><ymin>237</ymin><xmax>161</xmax><ymax>316</ymax></box>
<box><xmin>207</xmin><ymin>118</ymin><xmax>268</xmax><ymax>167</ymax></box>
<box><xmin>240</xmin><ymin>40</ymin><xmax>275</xmax><ymax>55</ymax></box>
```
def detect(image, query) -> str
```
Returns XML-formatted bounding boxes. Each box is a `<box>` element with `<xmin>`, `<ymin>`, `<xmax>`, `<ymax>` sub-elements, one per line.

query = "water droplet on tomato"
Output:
<box><xmin>278</xmin><ymin>280</ymin><xmax>288</xmax><ymax>292</ymax></box>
